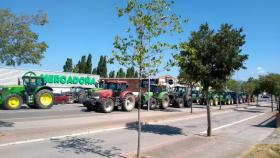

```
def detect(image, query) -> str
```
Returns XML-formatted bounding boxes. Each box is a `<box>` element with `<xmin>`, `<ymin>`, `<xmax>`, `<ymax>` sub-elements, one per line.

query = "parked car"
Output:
<box><xmin>54</xmin><ymin>93</ymin><xmax>73</xmax><ymax>104</ymax></box>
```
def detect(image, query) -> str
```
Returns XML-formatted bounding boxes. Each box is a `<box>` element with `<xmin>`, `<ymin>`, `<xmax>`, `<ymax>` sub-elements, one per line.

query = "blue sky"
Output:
<box><xmin>0</xmin><ymin>0</ymin><xmax>279</xmax><ymax>80</ymax></box>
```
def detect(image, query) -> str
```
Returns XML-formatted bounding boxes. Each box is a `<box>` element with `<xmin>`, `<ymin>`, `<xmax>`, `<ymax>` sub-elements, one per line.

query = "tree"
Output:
<box><xmin>63</xmin><ymin>58</ymin><xmax>73</xmax><ymax>72</ymax></box>
<box><xmin>241</xmin><ymin>78</ymin><xmax>256</xmax><ymax>105</ymax></box>
<box><xmin>116</xmin><ymin>68</ymin><xmax>126</xmax><ymax>78</ymax></box>
<box><xmin>109</xmin><ymin>71</ymin><xmax>115</xmax><ymax>78</ymax></box>
<box><xmin>259</xmin><ymin>74</ymin><xmax>280</xmax><ymax>112</ymax></box>
<box><xmin>126</xmin><ymin>66</ymin><xmax>135</xmax><ymax>78</ymax></box>
<box><xmin>226</xmin><ymin>79</ymin><xmax>239</xmax><ymax>92</ymax></box>
<box><xmin>134</xmin><ymin>71</ymin><xmax>138</xmax><ymax>78</ymax></box>
<box><xmin>79</xmin><ymin>56</ymin><xmax>87</xmax><ymax>73</ymax></box>
<box><xmin>92</xmin><ymin>68</ymin><xmax>97</xmax><ymax>75</ymax></box>
<box><xmin>175</xmin><ymin>23</ymin><xmax>248</xmax><ymax>136</ymax></box>
<box><xmin>85</xmin><ymin>54</ymin><xmax>92</xmax><ymax>74</ymax></box>
<box><xmin>97</xmin><ymin>55</ymin><xmax>108</xmax><ymax>77</ymax></box>
<box><xmin>0</xmin><ymin>9</ymin><xmax>48</xmax><ymax>66</ymax></box>
<box><xmin>112</xmin><ymin>1</ymin><xmax>186</xmax><ymax>157</ymax></box>
<box><xmin>73</xmin><ymin>61</ymin><xmax>81</xmax><ymax>73</ymax></box>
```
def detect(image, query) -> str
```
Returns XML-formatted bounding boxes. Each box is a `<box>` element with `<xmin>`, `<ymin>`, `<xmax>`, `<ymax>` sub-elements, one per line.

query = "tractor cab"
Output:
<box><xmin>105</xmin><ymin>81</ymin><xmax>128</xmax><ymax>96</ymax></box>
<box><xmin>174</xmin><ymin>85</ymin><xmax>187</xmax><ymax>94</ymax></box>
<box><xmin>22</xmin><ymin>76</ymin><xmax>45</xmax><ymax>87</ymax></box>
<box><xmin>22</xmin><ymin>72</ymin><xmax>46</xmax><ymax>94</ymax></box>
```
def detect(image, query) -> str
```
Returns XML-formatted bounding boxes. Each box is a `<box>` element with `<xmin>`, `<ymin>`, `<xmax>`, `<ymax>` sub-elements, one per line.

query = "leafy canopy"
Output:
<box><xmin>176</xmin><ymin>23</ymin><xmax>248</xmax><ymax>90</ymax></box>
<box><xmin>112</xmin><ymin>0</ymin><xmax>186</xmax><ymax>76</ymax></box>
<box><xmin>0</xmin><ymin>9</ymin><xmax>48</xmax><ymax>66</ymax></box>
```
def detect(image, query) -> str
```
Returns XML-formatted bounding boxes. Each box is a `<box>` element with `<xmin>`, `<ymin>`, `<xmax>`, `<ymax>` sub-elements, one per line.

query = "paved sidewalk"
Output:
<box><xmin>140</xmin><ymin>112</ymin><xmax>277</xmax><ymax>158</ymax></box>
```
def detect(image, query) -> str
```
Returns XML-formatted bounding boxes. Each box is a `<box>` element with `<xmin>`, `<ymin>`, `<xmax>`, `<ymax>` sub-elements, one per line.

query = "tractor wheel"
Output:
<box><xmin>99</xmin><ymin>98</ymin><xmax>114</xmax><ymax>113</ymax></box>
<box><xmin>122</xmin><ymin>94</ymin><xmax>136</xmax><ymax>112</ymax></box>
<box><xmin>35</xmin><ymin>89</ymin><xmax>54</xmax><ymax>109</ymax></box>
<box><xmin>209</xmin><ymin>100</ymin><xmax>214</xmax><ymax>106</ymax></box>
<box><xmin>160</xmin><ymin>95</ymin><xmax>170</xmax><ymax>109</ymax></box>
<box><xmin>185</xmin><ymin>99</ymin><xmax>192</xmax><ymax>107</ymax></box>
<box><xmin>214</xmin><ymin>99</ymin><xmax>218</xmax><ymax>106</ymax></box>
<box><xmin>146</xmin><ymin>97</ymin><xmax>157</xmax><ymax>110</ymax></box>
<box><xmin>174</xmin><ymin>98</ymin><xmax>184</xmax><ymax>108</ymax></box>
<box><xmin>78</xmin><ymin>94</ymin><xmax>86</xmax><ymax>103</ymax></box>
<box><xmin>4</xmin><ymin>94</ymin><xmax>23</xmax><ymax>110</ymax></box>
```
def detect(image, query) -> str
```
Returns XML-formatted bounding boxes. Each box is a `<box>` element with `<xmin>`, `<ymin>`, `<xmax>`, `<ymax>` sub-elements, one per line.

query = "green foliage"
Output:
<box><xmin>134</xmin><ymin>71</ymin><xmax>138</xmax><ymax>78</ymax></box>
<box><xmin>176</xmin><ymin>23</ymin><xmax>248</xmax><ymax>91</ymax></box>
<box><xmin>126</xmin><ymin>66</ymin><xmax>135</xmax><ymax>78</ymax></box>
<box><xmin>92</xmin><ymin>68</ymin><xmax>97</xmax><ymax>75</ymax></box>
<box><xmin>97</xmin><ymin>55</ymin><xmax>107</xmax><ymax>77</ymax></box>
<box><xmin>226</xmin><ymin>79</ymin><xmax>239</xmax><ymax>92</ymax></box>
<box><xmin>113</xmin><ymin>0</ymin><xmax>186</xmax><ymax>77</ymax></box>
<box><xmin>85</xmin><ymin>54</ymin><xmax>92</xmax><ymax>74</ymax></box>
<box><xmin>109</xmin><ymin>71</ymin><xmax>115</xmax><ymax>78</ymax></box>
<box><xmin>79</xmin><ymin>56</ymin><xmax>87</xmax><ymax>73</ymax></box>
<box><xmin>259</xmin><ymin>74</ymin><xmax>280</xmax><ymax>96</ymax></box>
<box><xmin>0</xmin><ymin>9</ymin><xmax>48</xmax><ymax>66</ymax></box>
<box><xmin>63</xmin><ymin>58</ymin><xmax>73</xmax><ymax>72</ymax></box>
<box><xmin>241</xmin><ymin>78</ymin><xmax>256</xmax><ymax>96</ymax></box>
<box><xmin>116</xmin><ymin>68</ymin><xmax>126</xmax><ymax>78</ymax></box>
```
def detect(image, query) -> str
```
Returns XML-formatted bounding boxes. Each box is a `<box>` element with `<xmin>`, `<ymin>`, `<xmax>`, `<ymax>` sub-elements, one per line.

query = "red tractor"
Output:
<box><xmin>83</xmin><ymin>80</ymin><xmax>136</xmax><ymax>113</ymax></box>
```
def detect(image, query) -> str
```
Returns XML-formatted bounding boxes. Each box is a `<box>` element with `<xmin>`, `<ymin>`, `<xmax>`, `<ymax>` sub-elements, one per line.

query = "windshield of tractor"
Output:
<box><xmin>150</xmin><ymin>85</ymin><xmax>160</xmax><ymax>93</ymax></box>
<box><xmin>106</xmin><ymin>83</ymin><xmax>127</xmax><ymax>91</ymax></box>
<box><xmin>23</xmin><ymin>77</ymin><xmax>45</xmax><ymax>87</ymax></box>
<box><xmin>175</xmin><ymin>86</ymin><xmax>186</xmax><ymax>93</ymax></box>
<box><xmin>71</xmin><ymin>87</ymin><xmax>83</xmax><ymax>93</ymax></box>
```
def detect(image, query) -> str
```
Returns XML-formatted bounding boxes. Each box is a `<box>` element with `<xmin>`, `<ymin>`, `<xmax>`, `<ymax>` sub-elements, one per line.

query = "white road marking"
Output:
<box><xmin>199</xmin><ymin>113</ymin><xmax>265</xmax><ymax>134</ymax></box>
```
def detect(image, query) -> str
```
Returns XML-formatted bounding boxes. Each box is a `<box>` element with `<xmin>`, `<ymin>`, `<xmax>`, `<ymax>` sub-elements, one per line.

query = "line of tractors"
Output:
<box><xmin>0</xmin><ymin>73</ymin><xmax>255</xmax><ymax>112</ymax></box>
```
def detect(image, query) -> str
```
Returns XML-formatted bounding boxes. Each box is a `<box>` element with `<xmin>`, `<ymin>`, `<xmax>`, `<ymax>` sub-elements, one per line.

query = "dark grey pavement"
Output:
<box><xmin>0</xmin><ymin>102</ymin><xmax>276</xmax><ymax>158</ymax></box>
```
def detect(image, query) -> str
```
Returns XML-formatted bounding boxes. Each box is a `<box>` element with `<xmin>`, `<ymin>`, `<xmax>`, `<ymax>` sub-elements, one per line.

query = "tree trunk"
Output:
<box><xmin>278</xmin><ymin>97</ymin><xmax>280</xmax><ymax>113</ymax></box>
<box><xmin>219</xmin><ymin>96</ymin><xmax>222</xmax><ymax>110</ymax></box>
<box><xmin>205</xmin><ymin>89</ymin><xmax>212</xmax><ymax>136</ymax></box>
<box><xmin>257</xmin><ymin>94</ymin><xmax>259</xmax><ymax>105</ymax></box>
<box><xmin>190</xmin><ymin>85</ymin><xmax>193</xmax><ymax>113</ymax></box>
<box><xmin>271</xmin><ymin>94</ymin><xmax>274</xmax><ymax>112</ymax></box>
<box><xmin>247</xmin><ymin>95</ymin><xmax>250</xmax><ymax>106</ymax></box>
<box><xmin>137</xmin><ymin>68</ymin><xmax>142</xmax><ymax>158</ymax></box>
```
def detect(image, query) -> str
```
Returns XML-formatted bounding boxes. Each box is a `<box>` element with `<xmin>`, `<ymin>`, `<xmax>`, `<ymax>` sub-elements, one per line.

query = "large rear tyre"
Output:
<box><xmin>174</xmin><ymin>98</ymin><xmax>184</xmax><ymax>108</ymax></box>
<box><xmin>122</xmin><ymin>94</ymin><xmax>135</xmax><ymax>112</ymax></box>
<box><xmin>99</xmin><ymin>98</ymin><xmax>114</xmax><ymax>113</ymax></box>
<box><xmin>3</xmin><ymin>94</ymin><xmax>23</xmax><ymax>110</ymax></box>
<box><xmin>160</xmin><ymin>95</ymin><xmax>170</xmax><ymax>109</ymax></box>
<box><xmin>35</xmin><ymin>89</ymin><xmax>54</xmax><ymax>109</ymax></box>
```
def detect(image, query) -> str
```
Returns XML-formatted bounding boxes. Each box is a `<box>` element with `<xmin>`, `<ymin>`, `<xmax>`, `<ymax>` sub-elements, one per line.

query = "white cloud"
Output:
<box><xmin>256</xmin><ymin>66</ymin><xmax>266</xmax><ymax>75</ymax></box>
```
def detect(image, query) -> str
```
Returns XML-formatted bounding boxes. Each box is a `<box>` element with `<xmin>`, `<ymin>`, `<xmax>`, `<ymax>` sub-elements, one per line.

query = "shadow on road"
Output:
<box><xmin>234</xmin><ymin>108</ymin><xmax>264</xmax><ymax>114</ymax></box>
<box><xmin>154</xmin><ymin>108</ymin><xmax>182</xmax><ymax>112</ymax></box>
<box><xmin>126</xmin><ymin>122</ymin><xmax>185</xmax><ymax>136</ymax></box>
<box><xmin>52</xmin><ymin>137</ymin><xmax>122</xmax><ymax>158</ymax></box>
<box><xmin>0</xmin><ymin>121</ymin><xmax>14</xmax><ymax>127</ymax></box>
<box><xmin>254</xmin><ymin>115</ymin><xmax>276</xmax><ymax>128</ymax></box>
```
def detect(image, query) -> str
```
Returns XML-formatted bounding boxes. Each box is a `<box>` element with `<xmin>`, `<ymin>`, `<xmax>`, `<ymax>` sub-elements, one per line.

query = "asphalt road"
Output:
<box><xmin>0</xmin><ymin>102</ymin><xmax>276</xmax><ymax>158</ymax></box>
<box><xmin>0</xmin><ymin>103</ymin><xmax>225</xmax><ymax>122</ymax></box>
<box><xmin>0</xmin><ymin>98</ymin><xmax>272</xmax><ymax>122</ymax></box>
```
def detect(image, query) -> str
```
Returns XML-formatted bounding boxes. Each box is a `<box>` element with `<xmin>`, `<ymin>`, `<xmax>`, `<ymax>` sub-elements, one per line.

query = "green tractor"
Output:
<box><xmin>0</xmin><ymin>71</ymin><xmax>54</xmax><ymax>110</ymax></box>
<box><xmin>169</xmin><ymin>85</ymin><xmax>192</xmax><ymax>108</ymax></box>
<box><xmin>142</xmin><ymin>84</ymin><xmax>170</xmax><ymax>110</ymax></box>
<box><xmin>192</xmin><ymin>89</ymin><xmax>201</xmax><ymax>103</ymax></box>
<box><xmin>217</xmin><ymin>91</ymin><xmax>234</xmax><ymax>105</ymax></box>
<box><xmin>198</xmin><ymin>91</ymin><xmax>219</xmax><ymax>106</ymax></box>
